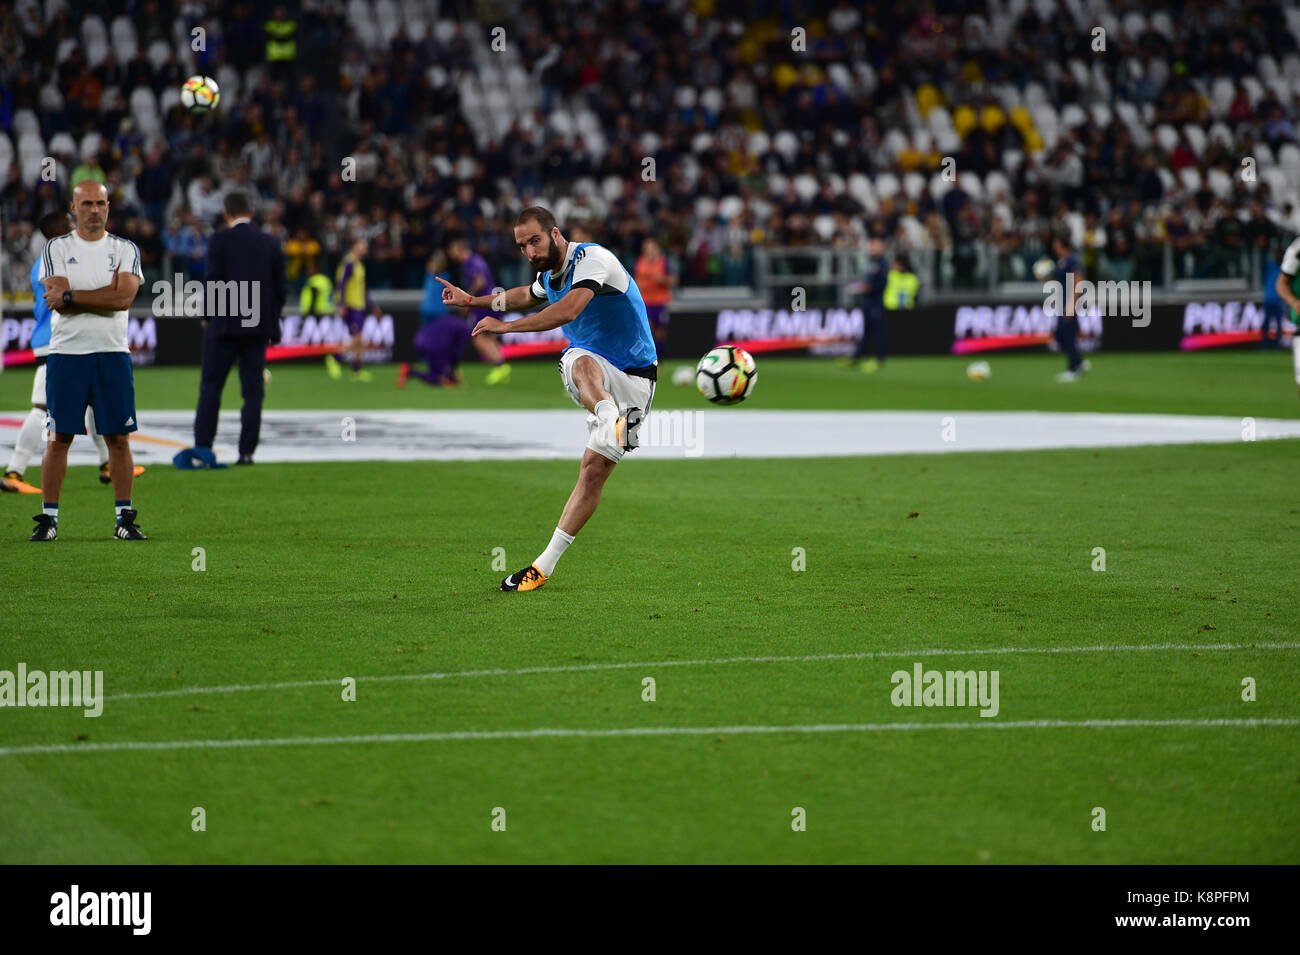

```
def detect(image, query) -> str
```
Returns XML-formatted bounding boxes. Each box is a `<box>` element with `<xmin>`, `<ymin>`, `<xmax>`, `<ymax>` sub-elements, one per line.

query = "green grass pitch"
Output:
<box><xmin>1</xmin><ymin>351</ymin><xmax>1297</xmax><ymax>863</ymax></box>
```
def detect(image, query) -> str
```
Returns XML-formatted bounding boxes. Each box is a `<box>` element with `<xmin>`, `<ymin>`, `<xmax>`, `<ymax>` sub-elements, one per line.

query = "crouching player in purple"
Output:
<box><xmin>401</xmin><ymin>317</ymin><xmax>471</xmax><ymax>387</ymax></box>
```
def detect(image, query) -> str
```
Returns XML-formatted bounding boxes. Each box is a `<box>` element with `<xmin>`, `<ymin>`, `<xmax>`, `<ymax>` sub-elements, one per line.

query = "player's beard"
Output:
<box><xmin>539</xmin><ymin>236</ymin><xmax>562</xmax><ymax>273</ymax></box>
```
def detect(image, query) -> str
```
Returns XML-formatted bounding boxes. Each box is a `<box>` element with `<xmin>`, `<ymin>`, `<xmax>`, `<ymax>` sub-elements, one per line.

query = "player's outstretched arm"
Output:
<box><xmin>472</xmin><ymin>287</ymin><xmax>593</xmax><ymax>337</ymax></box>
<box><xmin>437</xmin><ymin>277</ymin><xmax>540</xmax><ymax>313</ymax></box>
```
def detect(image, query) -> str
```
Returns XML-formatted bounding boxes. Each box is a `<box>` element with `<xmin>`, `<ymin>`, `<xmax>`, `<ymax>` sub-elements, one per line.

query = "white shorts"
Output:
<box><xmin>558</xmin><ymin>347</ymin><xmax>656</xmax><ymax>461</ymax></box>
<box><xmin>31</xmin><ymin>362</ymin><xmax>46</xmax><ymax>407</ymax></box>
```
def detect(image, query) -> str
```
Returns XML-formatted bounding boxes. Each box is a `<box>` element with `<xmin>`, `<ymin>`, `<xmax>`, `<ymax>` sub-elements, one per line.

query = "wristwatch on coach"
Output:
<box><xmin>61</xmin><ymin>289</ymin><xmax>73</xmax><ymax>307</ymax></box>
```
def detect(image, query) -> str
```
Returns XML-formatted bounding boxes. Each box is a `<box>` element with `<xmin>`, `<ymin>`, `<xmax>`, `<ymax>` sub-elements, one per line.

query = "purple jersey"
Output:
<box><xmin>462</xmin><ymin>253</ymin><xmax>496</xmax><ymax>321</ymax></box>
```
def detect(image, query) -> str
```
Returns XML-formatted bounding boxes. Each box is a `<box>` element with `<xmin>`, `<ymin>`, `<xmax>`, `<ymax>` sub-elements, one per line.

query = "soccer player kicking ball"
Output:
<box><xmin>437</xmin><ymin>206</ymin><xmax>657</xmax><ymax>591</ymax></box>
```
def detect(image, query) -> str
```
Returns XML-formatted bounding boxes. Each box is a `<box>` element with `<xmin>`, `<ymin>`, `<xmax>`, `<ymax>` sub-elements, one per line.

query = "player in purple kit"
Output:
<box><xmin>448</xmin><ymin>237</ymin><xmax>511</xmax><ymax>385</ymax></box>
<box><xmin>327</xmin><ymin>238</ymin><xmax>381</xmax><ymax>382</ymax></box>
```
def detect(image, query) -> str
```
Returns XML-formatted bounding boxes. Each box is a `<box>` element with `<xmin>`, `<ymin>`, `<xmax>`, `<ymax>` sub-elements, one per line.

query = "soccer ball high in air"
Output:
<box><xmin>1032</xmin><ymin>256</ymin><xmax>1055</xmax><ymax>282</ymax></box>
<box><xmin>966</xmin><ymin>360</ymin><xmax>991</xmax><ymax>381</ymax></box>
<box><xmin>181</xmin><ymin>76</ymin><xmax>220</xmax><ymax>113</ymax></box>
<box><xmin>696</xmin><ymin>345</ymin><xmax>757</xmax><ymax>404</ymax></box>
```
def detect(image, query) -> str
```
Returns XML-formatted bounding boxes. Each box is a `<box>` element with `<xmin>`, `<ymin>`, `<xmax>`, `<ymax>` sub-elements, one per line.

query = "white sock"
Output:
<box><xmin>86</xmin><ymin>408</ymin><xmax>108</xmax><ymax>466</ymax></box>
<box><xmin>6</xmin><ymin>407</ymin><xmax>45</xmax><ymax>474</ymax></box>
<box><xmin>534</xmin><ymin>527</ymin><xmax>575</xmax><ymax>576</ymax></box>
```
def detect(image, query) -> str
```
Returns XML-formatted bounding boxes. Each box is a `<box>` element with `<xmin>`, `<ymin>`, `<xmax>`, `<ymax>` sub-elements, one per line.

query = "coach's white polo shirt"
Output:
<box><xmin>39</xmin><ymin>231</ymin><xmax>143</xmax><ymax>355</ymax></box>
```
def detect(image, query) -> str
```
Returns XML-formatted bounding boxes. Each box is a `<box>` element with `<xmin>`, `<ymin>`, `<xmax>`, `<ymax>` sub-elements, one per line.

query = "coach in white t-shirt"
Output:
<box><xmin>30</xmin><ymin>180</ymin><xmax>147</xmax><ymax>542</ymax></box>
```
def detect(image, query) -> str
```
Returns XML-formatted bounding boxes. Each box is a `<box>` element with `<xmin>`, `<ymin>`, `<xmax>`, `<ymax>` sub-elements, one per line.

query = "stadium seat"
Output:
<box><xmin>1209</xmin><ymin>78</ymin><xmax>1235</xmax><ymax>119</ymax></box>
<box><xmin>47</xmin><ymin>131</ymin><xmax>77</xmax><ymax>157</ymax></box>
<box><xmin>1261</xmin><ymin>165</ymin><xmax>1289</xmax><ymax>197</ymax></box>
<box><xmin>1182</xmin><ymin>125</ymin><xmax>1207</xmax><ymax>156</ymax></box>
<box><xmin>792</xmin><ymin>174</ymin><xmax>818</xmax><ymax>203</ymax></box>
<box><xmin>147</xmin><ymin>39</ymin><xmax>171</xmax><ymax>72</ymax></box>
<box><xmin>902</xmin><ymin>171</ymin><xmax>927</xmax><ymax>200</ymax></box>
<box><xmin>1206</xmin><ymin>168</ymin><xmax>1233</xmax><ymax>199</ymax></box>
<box><xmin>1060</xmin><ymin>103</ymin><xmax>1087</xmax><ymax>129</ymax></box>
<box><xmin>39</xmin><ymin>84</ymin><xmax>64</xmax><ymax>113</ymax></box>
<box><xmin>12</xmin><ymin>109</ymin><xmax>39</xmax><ymax>138</ymax></box>
<box><xmin>110</xmin><ymin>15</ymin><xmax>138</xmax><ymax>61</ymax></box>
<box><xmin>1122</xmin><ymin>11</ymin><xmax>1147</xmax><ymax>41</ymax></box>
<box><xmin>1208</xmin><ymin>121</ymin><xmax>1234</xmax><ymax>147</ymax></box>
<box><xmin>1178</xmin><ymin>167</ymin><xmax>1202</xmax><ymax>192</ymax></box>
<box><xmin>159</xmin><ymin>86</ymin><xmax>182</xmax><ymax>115</ymax></box>
<box><xmin>827</xmin><ymin>63</ymin><xmax>854</xmax><ymax>94</ymax></box>
<box><xmin>79</xmin><ymin>131</ymin><xmax>103</xmax><ymax>160</ymax></box>
<box><xmin>1154</xmin><ymin>124</ymin><xmax>1179</xmax><ymax>154</ymax></box>
<box><xmin>935</xmin><ymin>129</ymin><xmax>962</xmax><ymax>155</ymax></box>
<box><xmin>874</xmin><ymin>172</ymin><xmax>901</xmax><ymax>199</ymax></box>
<box><xmin>217</xmin><ymin>65</ymin><xmax>240</xmax><ymax>101</ymax></box>
<box><xmin>928</xmin><ymin>171</ymin><xmax>954</xmax><ymax>200</ymax></box>
<box><xmin>714</xmin><ymin>195</ymin><xmax>741</xmax><ymax>222</ymax></box>
<box><xmin>765</xmin><ymin>173</ymin><xmax>787</xmax><ymax>197</ymax></box>
<box><xmin>1155</xmin><ymin>167</ymin><xmax>1176</xmax><ymax>192</ymax></box>
<box><xmin>847</xmin><ymin>172</ymin><xmax>873</xmax><ymax>205</ymax></box>
<box><xmin>772</xmin><ymin>131</ymin><xmax>799</xmax><ymax>163</ymax></box>
<box><xmin>984</xmin><ymin>170</ymin><xmax>1011</xmax><ymax>199</ymax></box>
<box><xmin>81</xmin><ymin>15</ymin><xmax>107</xmax><ymax>49</ymax></box>
<box><xmin>883</xmin><ymin>128</ymin><xmax>911</xmax><ymax>158</ymax></box>
<box><xmin>812</xmin><ymin>214</ymin><xmax>836</xmax><ymax>242</ymax></box>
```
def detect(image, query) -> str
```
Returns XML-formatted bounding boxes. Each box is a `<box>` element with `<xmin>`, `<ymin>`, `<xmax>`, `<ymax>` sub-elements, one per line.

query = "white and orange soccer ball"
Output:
<box><xmin>181</xmin><ymin>76</ymin><xmax>220</xmax><ymax>113</ymax></box>
<box><xmin>696</xmin><ymin>345</ymin><xmax>757</xmax><ymax>405</ymax></box>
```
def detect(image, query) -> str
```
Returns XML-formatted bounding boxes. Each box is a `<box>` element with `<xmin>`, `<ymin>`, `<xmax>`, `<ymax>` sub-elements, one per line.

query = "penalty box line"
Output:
<box><xmin>2</xmin><ymin>718</ymin><xmax>1299</xmax><ymax>758</ymax></box>
<box><xmin>101</xmin><ymin>642</ymin><xmax>1300</xmax><ymax>704</ymax></box>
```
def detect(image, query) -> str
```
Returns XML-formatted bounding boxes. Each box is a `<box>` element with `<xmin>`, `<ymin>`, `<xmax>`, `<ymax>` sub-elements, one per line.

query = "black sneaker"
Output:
<box><xmin>30</xmin><ymin>514</ymin><xmax>57</xmax><ymax>541</ymax></box>
<box><xmin>616</xmin><ymin>406</ymin><xmax>645</xmax><ymax>452</ymax></box>
<box><xmin>500</xmin><ymin>564</ymin><xmax>548</xmax><ymax>592</ymax></box>
<box><xmin>114</xmin><ymin>509</ymin><xmax>147</xmax><ymax>540</ymax></box>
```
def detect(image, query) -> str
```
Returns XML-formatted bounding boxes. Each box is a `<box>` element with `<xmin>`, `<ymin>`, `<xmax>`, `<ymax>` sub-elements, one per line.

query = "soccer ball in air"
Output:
<box><xmin>672</xmin><ymin>365</ymin><xmax>694</xmax><ymax>387</ymax></box>
<box><xmin>181</xmin><ymin>76</ymin><xmax>220</xmax><ymax>113</ymax></box>
<box><xmin>696</xmin><ymin>345</ymin><xmax>757</xmax><ymax>405</ymax></box>
<box><xmin>1031</xmin><ymin>256</ymin><xmax>1055</xmax><ymax>282</ymax></box>
<box><xmin>966</xmin><ymin>360</ymin><xmax>991</xmax><ymax>381</ymax></box>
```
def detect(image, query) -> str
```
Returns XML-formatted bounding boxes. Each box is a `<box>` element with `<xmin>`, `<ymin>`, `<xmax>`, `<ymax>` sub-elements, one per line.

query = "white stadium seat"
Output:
<box><xmin>1154</xmin><ymin>124</ymin><xmax>1179</xmax><ymax>153</ymax></box>
<box><xmin>47</xmin><ymin>131</ymin><xmax>77</xmax><ymax>156</ymax></box>
<box><xmin>12</xmin><ymin>109</ymin><xmax>39</xmax><ymax>137</ymax></box>
<box><xmin>1060</xmin><ymin>103</ymin><xmax>1087</xmax><ymax>128</ymax></box>
<box><xmin>874</xmin><ymin>172</ymin><xmax>900</xmax><ymax>199</ymax></box>
<box><xmin>792</xmin><ymin>174</ymin><xmax>818</xmax><ymax>203</ymax></box>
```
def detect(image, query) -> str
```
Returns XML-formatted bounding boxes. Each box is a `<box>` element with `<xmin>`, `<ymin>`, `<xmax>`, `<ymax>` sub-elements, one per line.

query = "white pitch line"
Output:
<box><xmin>2</xmin><ymin>718</ymin><xmax>1298</xmax><ymax>758</ymax></box>
<box><xmin>102</xmin><ymin>642</ymin><xmax>1300</xmax><ymax>703</ymax></box>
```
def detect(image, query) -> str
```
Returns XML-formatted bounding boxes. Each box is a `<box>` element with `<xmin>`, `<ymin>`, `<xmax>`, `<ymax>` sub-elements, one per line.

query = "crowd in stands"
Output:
<box><xmin>4</xmin><ymin>0</ymin><xmax>1300</xmax><ymax>305</ymax></box>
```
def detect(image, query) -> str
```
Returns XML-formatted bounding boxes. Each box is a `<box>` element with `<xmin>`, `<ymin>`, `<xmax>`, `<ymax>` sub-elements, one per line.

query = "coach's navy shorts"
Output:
<box><xmin>45</xmin><ymin>352</ymin><xmax>138</xmax><ymax>436</ymax></box>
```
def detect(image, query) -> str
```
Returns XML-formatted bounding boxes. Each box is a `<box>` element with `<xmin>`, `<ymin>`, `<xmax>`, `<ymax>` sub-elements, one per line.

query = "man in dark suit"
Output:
<box><xmin>193</xmin><ymin>192</ymin><xmax>287</xmax><ymax>464</ymax></box>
